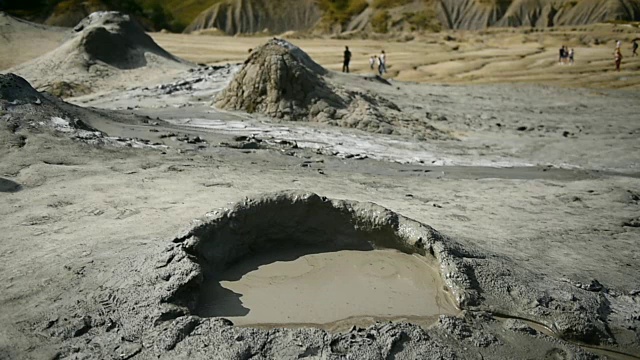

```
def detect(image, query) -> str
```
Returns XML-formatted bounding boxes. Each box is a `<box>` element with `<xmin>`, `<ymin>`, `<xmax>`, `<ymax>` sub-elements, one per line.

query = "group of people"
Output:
<box><xmin>342</xmin><ymin>46</ymin><xmax>387</xmax><ymax>76</ymax></box>
<box><xmin>343</xmin><ymin>39</ymin><xmax>638</xmax><ymax>76</ymax></box>
<box><xmin>614</xmin><ymin>40</ymin><xmax>638</xmax><ymax>72</ymax></box>
<box><xmin>558</xmin><ymin>46</ymin><xmax>575</xmax><ymax>65</ymax></box>
<box><xmin>369</xmin><ymin>51</ymin><xmax>387</xmax><ymax>76</ymax></box>
<box><xmin>559</xmin><ymin>40</ymin><xmax>638</xmax><ymax>72</ymax></box>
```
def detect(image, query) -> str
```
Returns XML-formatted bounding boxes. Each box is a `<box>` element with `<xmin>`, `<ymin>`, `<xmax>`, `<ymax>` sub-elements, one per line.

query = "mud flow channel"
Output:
<box><xmin>196</xmin><ymin>246</ymin><xmax>460</xmax><ymax>331</ymax></box>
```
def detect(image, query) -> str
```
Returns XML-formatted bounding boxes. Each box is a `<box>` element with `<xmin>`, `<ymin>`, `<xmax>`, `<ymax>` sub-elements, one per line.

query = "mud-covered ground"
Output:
<box><xmin>1</xmin><ymin>60</ymin><xmax>640</xmax><ymax>359</ymax></box>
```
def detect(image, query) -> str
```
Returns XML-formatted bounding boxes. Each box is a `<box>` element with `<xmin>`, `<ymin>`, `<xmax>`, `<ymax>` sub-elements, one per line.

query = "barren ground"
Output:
<box><xmin>151</xmin><ymin>24</ymin><xmax>640</xmax><ymax>89</ymax></box>
<box><xmin>1</xmin><ymin>21</ymin><xmax>639</xmax><ymax>360</ymax></box>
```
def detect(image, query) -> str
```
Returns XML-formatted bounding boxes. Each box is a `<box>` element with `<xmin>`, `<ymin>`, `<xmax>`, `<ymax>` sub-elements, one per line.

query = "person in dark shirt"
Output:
<box><xmin>559</xmin><ymin>46</ymin><xmax>564</xmax><ymax>64</ymax></box>
<box><xmin>343</xmin><ymin>46</ymin><xmax>352</xmax><ymax>73</ymax></box>
<box><xmin>633</xmin><ymin>40</ymin><xmax>638</xmax><ymax>57</ymax></box>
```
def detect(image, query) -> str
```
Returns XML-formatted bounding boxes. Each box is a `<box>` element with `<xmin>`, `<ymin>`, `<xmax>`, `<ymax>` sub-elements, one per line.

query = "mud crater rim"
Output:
<box><xmin>165</xmin><ymin>192</ymin><xmax>464</xmax><ymax>329</ymax></box>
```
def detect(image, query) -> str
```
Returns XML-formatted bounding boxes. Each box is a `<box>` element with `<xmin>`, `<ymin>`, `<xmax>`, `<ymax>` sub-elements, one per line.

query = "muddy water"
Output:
<box><xmin>197</xmin><ymin>248</ymin><xmax>460</xmax><ymax>329</ymax></box>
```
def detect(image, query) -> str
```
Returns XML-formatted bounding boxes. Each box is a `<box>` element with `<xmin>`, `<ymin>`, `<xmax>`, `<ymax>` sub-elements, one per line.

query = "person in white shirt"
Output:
<box><xmin>569</xmin><ymin>48</ymin><xmax>575</xmax><ymax>65</ymax></box>
<box><xmin>378</xmin><ymin>50</ymin><xmax>387</xmax><ymax>75</ymax></box>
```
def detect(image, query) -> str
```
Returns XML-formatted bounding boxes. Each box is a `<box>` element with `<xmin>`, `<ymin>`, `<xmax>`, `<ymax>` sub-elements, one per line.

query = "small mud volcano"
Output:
<box><xmin>167</xmin><ymin>191</ymin><xmax>467</xmax><ymax>330</ymax></box>
<box><xmin>72</xmin><ymin>11</ymin><xmax>180</xmax><ymax>70</ymax></box>
<box><xmin>10</xmin><ymin>12</ymin><xmax>189</xmax><ymax>91</ymax></box>
<box><xmin>215</xmin><ymin>39</ymin><xmax>451</xmax><ymax>139</ymax></box>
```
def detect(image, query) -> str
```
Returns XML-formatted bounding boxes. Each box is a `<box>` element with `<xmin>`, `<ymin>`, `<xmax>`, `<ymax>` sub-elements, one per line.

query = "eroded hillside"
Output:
<box><xmin>185</xmin><ymin>0</ymin><xmax>640</xmax><ymax>35</ymax></box>
<box><xmin>3</xmin><ymin>0</ymin><xmax>639</xmax><ymax>34</ymax></box>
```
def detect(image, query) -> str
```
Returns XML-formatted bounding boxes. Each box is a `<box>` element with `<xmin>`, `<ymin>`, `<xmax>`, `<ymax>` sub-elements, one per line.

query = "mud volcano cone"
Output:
<box><xmin>71</xmin><ymin>11</ymin><xmax>181</xmax><ymax>70</ymax></box>
<box><xmin>9</xmin><ymin>12</ymin><xmax>188</xmax><ymax>91</ymax></box>
<box><xmin>215</xmin><ymin>38</ymin><xmax>345</xmax><ymax>121</ymax></box>
<box><xmin>216</xmin><ymin>39</ymin><xmax>453</xmax><ymax>139</ymax></box>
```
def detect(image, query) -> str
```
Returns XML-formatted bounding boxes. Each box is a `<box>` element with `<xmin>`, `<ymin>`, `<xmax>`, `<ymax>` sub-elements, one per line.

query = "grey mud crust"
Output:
<box><xmin>38</xmin><ymin>191</ymin><xmax>640</xmax><ymax>359</ymax></box>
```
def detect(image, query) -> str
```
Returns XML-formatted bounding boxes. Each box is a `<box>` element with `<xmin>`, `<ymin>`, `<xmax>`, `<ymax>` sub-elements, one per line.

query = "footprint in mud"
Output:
<box><xmin>622</xmin><ymin>217</ymin><xmax>640</xmax><ymax>228</ymax></box>
<box><xmin>21</xmin><ymin>214</ymin><xmax>59</xmax><ymax>226</ymax></box>
<box><xmin>47</xmin><ymin>199</ymin><xmax>73</xmax><ymax>208</ymax></box>
<box><xmin>115</xmin><ymin>208</ymin><xmax>140</xmax><ymax>220</ymax></box>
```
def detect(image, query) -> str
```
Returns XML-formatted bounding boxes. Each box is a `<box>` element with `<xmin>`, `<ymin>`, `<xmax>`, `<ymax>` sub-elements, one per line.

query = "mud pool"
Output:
<box><xmin>197</xmin><ymin>247</ymin><xmax>459</xmax><ymax>329</ymax></box>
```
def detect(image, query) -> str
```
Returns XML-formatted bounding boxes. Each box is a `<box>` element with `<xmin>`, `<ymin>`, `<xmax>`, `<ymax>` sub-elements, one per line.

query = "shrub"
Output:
<box><xmin>318</xmin><ymin>0</ymin><xmax>369</xmax><ymax>27</ymax></box>
<box><xmin>371</xmin><ymin>10</ymin><xmax>390</xmax><ymax>33</ymax></box>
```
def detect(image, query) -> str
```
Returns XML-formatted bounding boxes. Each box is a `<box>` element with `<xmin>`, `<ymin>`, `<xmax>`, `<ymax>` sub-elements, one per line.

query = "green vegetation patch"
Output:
<box><xmin>142</xmin><ymin>0</ymin><xmax>224</xmax><ymax>30</ymax></box>
<box><xmin>404</xmin><ymin>9</ymin><xmax>441</xmax><ymax>32</ymax></box>
<box><xmin>318</xmin><ymin>0</ymin><xmax>369</xmax><ymax>27</ymax></box>
<box><xmin>372</xmin><ymin>0</ymin><xmax>412</xmax><ymax>9</ymax></box>
<box><xmin>371</xmin><ymin>10</ymin><xmax>391</xmax><ymax>33</ymax></box>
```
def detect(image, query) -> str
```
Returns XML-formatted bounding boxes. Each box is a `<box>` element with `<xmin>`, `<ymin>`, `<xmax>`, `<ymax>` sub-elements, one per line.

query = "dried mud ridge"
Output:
<box><xmin>1</xmin><ymin>73</ymin><xmax>103</xmax><ymax>144</ymax></box>
<box><xmin>39</xmin><ymin>192</ymin><xmax>640</xmax><ymax>359</ymax></box>
<box><xmin>1</xmin><ymin>73</ymin><xmax>169</xmax><ymax>150</ymax></box>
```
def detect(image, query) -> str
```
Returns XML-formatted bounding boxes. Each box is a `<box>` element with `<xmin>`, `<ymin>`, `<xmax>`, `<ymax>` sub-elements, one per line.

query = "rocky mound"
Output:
<box><xmin>185</xmin><ymin>0</ymin><xmax>321</xmax><ymax>34</ymax></box>
<box><xmin>1</xmin><ymin>73</ymin><xmax>101</xmax><ymax>136</ymax></box>
<box><xmin>0</xmin><ymin>73</ymin><xmax>159</xmax><ymax>149</ymax></box>
<box><xmin>216</xmin><ymin>39</ymin><xmax>449</xmax><ymax>139</ymax></box>
<box><xmin>9</xmin><ymin>12</ymin><xmax>189</xmax><ymax>91</ymax></box>
<box><xmin>0</xmin><ymin>74</ymin><xmax>42</xmax><ymax>103</ymax></box>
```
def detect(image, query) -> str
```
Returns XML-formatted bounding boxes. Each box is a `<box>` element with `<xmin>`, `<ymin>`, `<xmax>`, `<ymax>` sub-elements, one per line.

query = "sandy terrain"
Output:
<box><xmin>150</xmin><ymin>24</ymin><xmax>640</xmax><ymax>89</ymax></box>
<box><xmin>3</xmin><ymin>14</ymin><xmax>639</xmax><ymax>91</ymax></box>
<box><xmin>1</xmin><ymin>12</ymin><xmax>640</xmax><ymax>360</ymax></box>
<box><xmin>0</xmin><ymin>13</ymin><xmax>69</xmax><ymax>70</ymax></box>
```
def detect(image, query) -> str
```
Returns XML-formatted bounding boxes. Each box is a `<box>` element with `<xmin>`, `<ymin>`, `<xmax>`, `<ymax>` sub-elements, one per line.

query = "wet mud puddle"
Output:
<box><xmin>197</xmin><ymin>248</ymin><xmax>460</xmax><ymax>330</ymax></box>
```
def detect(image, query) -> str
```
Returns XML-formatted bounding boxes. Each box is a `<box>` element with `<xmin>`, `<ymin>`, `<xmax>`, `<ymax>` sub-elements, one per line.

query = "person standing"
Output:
<box><xmin>633</xmin><ymin>40</ymin><xmax>638</xmax><ymax>57</ymax></box>
<box><xmin>614</xmin><ymin>47</ymin><xmax>623</xmax><ymax>72</ymax></box>
<box><xmin>378</xmin><ymin>50</ymin><xmax>387</xmax><ymax>75</ymax></box>
<box><xmin>343</xmin><ymin>46</ymin><xmax>352</xmax><ymax>73</ymax></box>
<box><xmin>369</xmin><ymin>55</ymin><xmax>376</xmax><ymax>70</ymax></box>
<box><xmin>569</xmin><ymin>48</ymin><xmax>575</xmax><ymax>65</ymax></box>
<box><xmin>559</xmin><ymin>46</ymin><xmax>565</xmax><ymax>64</ymax></box>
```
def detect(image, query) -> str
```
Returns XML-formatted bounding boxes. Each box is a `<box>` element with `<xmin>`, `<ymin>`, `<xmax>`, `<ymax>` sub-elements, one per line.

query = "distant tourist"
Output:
<box><xmin>369</xmin><ymin>55</ymin><xmax>376</xmax><ymax>70</ymax></box>
<box><xmin>559</xmin><ymin>46</ymin><xmax>566</xmax><ymax>64</ymax></box>
<box><xmin>614</xmin><ymin>47</ymin><xmax>623</xmax><ymax>72</ymax></box>
<box><xmin>569</xmin><ymin>48</ymin><xmax>575</xmax><ymax>65</ymax></box>
<box><xmin>343</xmin><ymin>46</ymin><xmax>352</xmax><ymax>73</ymax></box>
<box><xmin>378</xmin><ymin>50</ymin><xmax>387</xmax><ymax>75</ymax></box>
<box><xmin>616</xmin><ymin>40</ymin><xmax>622</xmax><ymax>49</ymax></box>
<box><xmin>633</xmin><ymin>40</ymin><xmax>638</xmax><ymax>57</ymax></box>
